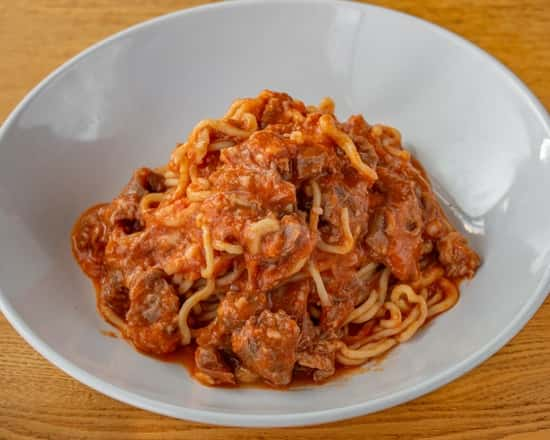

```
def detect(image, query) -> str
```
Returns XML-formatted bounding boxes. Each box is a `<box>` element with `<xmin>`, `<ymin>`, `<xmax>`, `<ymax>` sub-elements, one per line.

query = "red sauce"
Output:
<box><xmin>127</xmin><ymin>280</ymin><xmax>462</xmax><ymax>388</ymax></box>
<box><xmin>144</xmin><ymin>342</ymin><xmax>362</xmax><ymax>389</ymax></box>
<box><xmin>72</xmin><ymin>90</ymin><xmax>480</xmax><ymax>388</ymax></box>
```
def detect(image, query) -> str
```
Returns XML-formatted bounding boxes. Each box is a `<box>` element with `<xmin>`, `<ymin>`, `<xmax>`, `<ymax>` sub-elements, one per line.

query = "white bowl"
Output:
<box><xmin>1</xmin><ymin>0</ymin><xmax>549</xmax><ymax>428</ymax></box>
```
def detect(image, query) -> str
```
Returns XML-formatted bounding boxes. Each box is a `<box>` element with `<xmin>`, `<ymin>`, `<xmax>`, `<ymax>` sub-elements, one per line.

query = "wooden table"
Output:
<box><xmin>1</xmin><ymin>1</ymin><xmax>549</xmax><ymax>438</ymax></box>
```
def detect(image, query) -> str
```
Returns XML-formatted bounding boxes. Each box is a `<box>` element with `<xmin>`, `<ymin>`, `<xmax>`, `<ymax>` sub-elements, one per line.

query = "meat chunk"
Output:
<box><xmin>195</xmin><ymin>346</ymin><xmax>235</xmax><ymax>385</ymax></box>
<box><xmin>298</xmin><ymin>313</ymin><xmax>319</xmax><ymax>349</ymax></box>
<box><xmin>320</xmin><ymin>274</ymin><xmax>361</xmax><ymax>331</ymax></box>
<box><xmin>220</xmin><ymin>131</ymin><xmax>297</xmax><ymax>180</ymax></box>
<box><xmin>100</xmin><ymin>269</ymin><xmax>130</xmax><ymax>320</ymax></box>
<box><xmin>366</xmin><ymin>168</ymin><xmax>424</xmax><ymax>281</ymax></box>
<box><xmin>437</xmin><ymin>231</ymin><xmax>480</xmax><ymax>278</ymax></box>
<box><xmin>125</xmin><ymin>269</ymin><xmax>180</xmax><ymax>354</ymax></box>
<box><xmin>384</xmin><ymin>192</ymin><xmax>424</xmax><ymax>281</ymax></box>
<box><xmin>295</xmin><ymin>145</ymin><xmax>327</xmax><ymax>180</ymax></box>
<box><xmin>219</xmin><ymin>290</ymin><xmax>267</xmax><ymax>329</ymax></box>
<box><xmin>111</xmin><ymin>170</ymin><xmax>147</xmax><ymax>221</ymax></box>
<box><xmin>317</xmin><ymin>175</ymin><xmax>370</xmax><ymax>245</ymax></box>
<box><xmin>261</xmin><ymin>95</ymin><xmax>287</xmax><ymax>127</ymax></box>
<box><xmin>366</xmin><ymin>208</ymin><xmax>389</xmax><ymax>257</ymax></box>
<box><xmin>259</xmin><ymin>91</ymin><xmax>306</xmax><ymax>128</ymax></box>
<box><xmin>245</xmin><ymin>214</ymin><xmax>314</xmax><ymax>291</ymax></box>
<box><xmin>318</xmin><ymin>179</ymin><xmax>347</xmax><ymax>231</ymax></box>
<box><xmin>196</xmin><ymin>289</ymin><xmax>267</xmax><ymax>348</ymax></box>
<box><xmin>297</xmin><ymin>339</ymin><xmax>338</xmax><ymax>382</ymax></box>
<box><xmin>108</xmin><ymin>168</ymin><xmax>166</xmax><ymax>232</ymax></box>
<box><xmin>231</xmin><ymin>310</ymin><xmax>300</xmax><ymax>386</ymax></box>
<box><xmin>269</xmin><ymin>280</ymin><xmax>310</xmax><ymax>323</ymax></box>
<box><xmin>200</xmin><ymin>193</ymin><xmax>256</xmax><ymax>251</ymax></box>
<box><xmin>209</xmin><ymin>164</ymin><xmax>296</xmax><ymax>211</ymax></box>
<box><xmin>144</xmin><ymin>171</ymin><xmax>166</xmax><ymax>193</ymax></box>
<box><xmin>245</xmin><ymin>131</ymin><xmax>298</xmax><ymax>180</ymax></box>
<box><xmin>71</xmin><ymin>205</ymin><xmax>109</xmax><ymax>278</ymax></box>
<box><xmin>343</xmin><ymin>114</ymin><xmax>378</xmax><ymax>170</ymax></box>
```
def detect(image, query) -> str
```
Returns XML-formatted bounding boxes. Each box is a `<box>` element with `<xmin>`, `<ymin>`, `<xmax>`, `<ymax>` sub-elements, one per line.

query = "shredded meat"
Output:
<box><xmin>72</xmin><ymin>90</ymin><xmax>480</xmax><ymax>387</ymax></box>
<box><xmin>245</xmin><ymin>214</ymin><xmax>313</xmax><ymax>291</ymax></box>
<box><xmin>100</xmin><ymin>269</ymin><xmax>130</xmax><ymax>319</ymax></box>
<box><xmin>295</xmin><ymin>145</ymin><xmax>328</xmax><ymax>180</ymax></box>
<box><xmin>71</xmin><ymin>205</ymin><xmax>109</xmax><ymax>278</ymax></box>
<box><xmin>259</xmin><ymin>91</ymin><xmax>306</xmax><ymax>128</ymax></box>
<box><xmin>232</xmin><ymin>310</ymin><xmax>300</xmax><ymax>386</ymax></box>
<box><xmin>297</xmin><ymin>339</ymin><xmax>338</xmax><ymax>382</ymax></box>
<box><xmin>125</xmin><ymin>269</ymin><xmax>180</xmax><ymax>354</ymax></box>
<box><xmin>343</xmin><ymin>115</ymin><xmax>379</xmax><ymax>170</ymax></box>
<box><xmin>318</xmin><ymin>174</ymin><xmax>370</xmax><ymax>244</ymax></box>
<box><xmin>195</xmin><ymin>346</ymin><xmax>235</xmax><ymax>385</ymax></box>
<box><xmin>437</xmin><ymin>231</ymin><xmax>481</xmax><ymax>278</ymax></box>
<box><xmin>108</xmin><ymin>168</ymin><xmax>165</xmax><ymax>231</ymax></box>
<box><xmin>196</xmin><ymin>289</ymin><xmax>267</xmax><ymax>349</ymax></box>
<box><xmin>366</xmin><ymin>167</ymin><xmax>424</xmax><ymax>281</ymax></box>
<box><xmin>269</xmin><ymin>280</ymin><xmax>310</xmax><ymax>324</ymax></box>
<box><xmin>320</xmin><ymin>273</ymin><xmax>360</xmax><ymax>331</ymax></box>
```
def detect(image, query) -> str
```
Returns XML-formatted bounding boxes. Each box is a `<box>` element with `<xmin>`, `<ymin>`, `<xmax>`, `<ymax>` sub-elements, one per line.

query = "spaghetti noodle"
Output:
<box><xmin>71</xmin><ymin>90</ymin><xmax>480</xmax><ymax>387</ymax></box>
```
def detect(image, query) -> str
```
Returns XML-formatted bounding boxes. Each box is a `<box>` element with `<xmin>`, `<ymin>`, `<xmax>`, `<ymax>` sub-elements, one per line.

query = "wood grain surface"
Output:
<box><xmin>1</xmin><ymin>1</ymin><xmax>549</xmax><ymax>439</ymax></box>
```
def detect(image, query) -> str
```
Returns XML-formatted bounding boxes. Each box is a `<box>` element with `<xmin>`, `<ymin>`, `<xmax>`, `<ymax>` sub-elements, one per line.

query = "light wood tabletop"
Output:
<box><xmin>1</xmin><ymin>1</ymin><xmax>549</xmax><ymax>439</ymax></box>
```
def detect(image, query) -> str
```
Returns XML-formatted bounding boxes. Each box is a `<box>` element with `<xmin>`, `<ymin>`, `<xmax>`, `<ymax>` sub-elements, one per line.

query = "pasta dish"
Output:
<box><xmin>72</xmin><ymin>90</ymin><xmax>480</xmax><ymax>386</ymax></box>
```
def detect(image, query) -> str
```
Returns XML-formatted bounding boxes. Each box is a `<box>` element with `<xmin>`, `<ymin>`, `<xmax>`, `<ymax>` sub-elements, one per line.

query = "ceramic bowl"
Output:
<box><xmin>1</xmin><ymin>0</ymin><xmax>549</xmax><ymax>427</ymax></box>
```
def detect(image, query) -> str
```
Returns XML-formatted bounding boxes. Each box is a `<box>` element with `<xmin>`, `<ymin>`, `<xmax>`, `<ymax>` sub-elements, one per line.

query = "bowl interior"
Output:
<box><xmin>1</xmin><ymin>0</ymin><xmax>549</xmax><ymax>427</ymax></box>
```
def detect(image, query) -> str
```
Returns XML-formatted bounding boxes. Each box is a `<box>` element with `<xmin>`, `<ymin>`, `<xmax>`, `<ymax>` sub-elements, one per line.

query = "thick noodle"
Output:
<box><xmin>71</xmin><ymin>90</ymin><xmax>479</xmax><ymax>387</ymax></box>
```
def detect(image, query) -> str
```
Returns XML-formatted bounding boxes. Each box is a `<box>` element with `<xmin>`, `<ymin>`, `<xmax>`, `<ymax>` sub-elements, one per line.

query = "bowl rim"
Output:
<box><xmin>1</xmin><ymin>0</ymin><xmax>549</xmax><ymax>428</ymax></box>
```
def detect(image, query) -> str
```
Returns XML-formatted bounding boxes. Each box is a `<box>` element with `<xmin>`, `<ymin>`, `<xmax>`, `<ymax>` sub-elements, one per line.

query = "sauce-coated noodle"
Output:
<box><xmin>71</xmin><ymin>90</ymin><xmax>480</xmax><ymax>387</ymax></box>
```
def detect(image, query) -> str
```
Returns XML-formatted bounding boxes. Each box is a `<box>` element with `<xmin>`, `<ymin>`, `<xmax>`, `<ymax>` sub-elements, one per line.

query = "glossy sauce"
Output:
<box><xmin>101</xmin><ymin>279</ymin><xmax>461</xmax><ymax>389</ymax></box>
<box><xmin>146</xmin><ymin>343</ymin><xmax>362</xmax><ymax>389</ymax></box>
<box><xmin>73</xmin><ymin>91</ymin><xmax>480</xmax><ymax>387</ymax></box>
